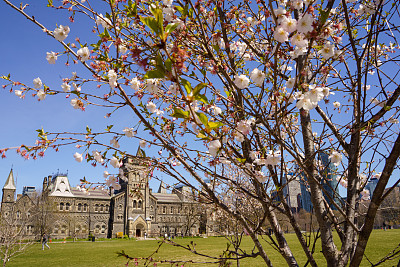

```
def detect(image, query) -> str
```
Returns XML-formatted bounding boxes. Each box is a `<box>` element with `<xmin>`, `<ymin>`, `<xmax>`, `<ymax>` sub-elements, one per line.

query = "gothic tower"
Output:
<box><xmin>119</xmin><ymin>147</ymin><xmax>152</xmax><ymax>236</ymax></box>
<box><xmin>1</xmin><ymin>169</ymin><xmax>16</xmax><ymax>214</ymax></box>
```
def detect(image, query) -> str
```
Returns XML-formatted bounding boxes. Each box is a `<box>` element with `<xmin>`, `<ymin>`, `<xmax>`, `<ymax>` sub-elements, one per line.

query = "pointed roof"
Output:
<box><xmin>157</xmin><ymin>181</ymin><xmax>167</xmax><ymax>194</ymax></box>
<box><xmin>136</xmin><ymin>146</ymin><xmax>146</xmax><ymax>158</ymax></box>
<box><xmin>3</xmin><ymin>169</ymin><xmax>16</xmax><ymax>190</ymax></box>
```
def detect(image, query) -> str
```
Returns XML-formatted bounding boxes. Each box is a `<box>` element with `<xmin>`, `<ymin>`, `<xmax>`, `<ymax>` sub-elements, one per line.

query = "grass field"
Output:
<box><xmin>6</xmin><ymin>229</ymin><xmax>400</xmax><ymax>266</ymax></box>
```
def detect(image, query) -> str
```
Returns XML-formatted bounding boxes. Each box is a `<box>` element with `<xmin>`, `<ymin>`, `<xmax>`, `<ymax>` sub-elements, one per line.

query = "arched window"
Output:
<box><xmin>138</xmin><ymin>200</ymin><xmax>142</xmax><ymax>209</ymax></box>
<box><xmin>66</xmin><ymin>203</ymin><xmax>70</xmax><ymax>211</ymax></box>
<box><xmin>83</xmin><ymin>203</ymin><xmax>88</xmax><ymax>212</ymax></box>
<box><xmin>60</xmin><ymin>202</ymin><xmax>64</xmax><ymax>211</ymax></box>
<box><xmin>170</xmin><ymin>207</ymin><xmax>174</xmax><ymax>214</ymax></box>
<box><xmin>78</xmin><ymin>203</ymin><xmax>82</xmax><ymax>212</ymax></box>
<box><xmin>118</xmin><ymin>204</ymin><xmax>123</xmax><ymax>210</ymax></box>
<box><xmin>133</xmin><ymin>200</ymin><xmax>137</xmax><ymax>209</ymax></box>
<box><xmin>162</xmin><ymin>206</ymin><xmax>166</xmax><ymax>214</ymax></box>
<box><xmin>100</xmin><ymin>204</ymin><xmax>104</xmax><ymax>212</ymax></box>
<box><xmin>150</xmin><ymin>205</ymin><xmax>154</xmax><ymax>212</ymax></box>
<box><xmin>105</xmin><ymin>205</ymin><xmax>109</xmax><ymax>212</ymax></box>
<box><xmin>95</xmin><ymin>204</ymin><xmax>99</xmax><ymax>212</ymax></box>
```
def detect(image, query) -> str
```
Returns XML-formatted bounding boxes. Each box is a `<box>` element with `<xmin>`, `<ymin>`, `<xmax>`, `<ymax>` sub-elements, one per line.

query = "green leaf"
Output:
<box><xmin>196</xmin><ymin>132</ymin><xmax>208</xmax><ymax>140</ymax></box>
<box><xmin>165</xmin><ymin>23</ymin><xmax>179</xmax><ymax>34</ymax></box>
<box><xmin>86</xmin><ymin>125</ymin><xmax>92</xmax><ymax>134</ymax></box>
<box><xmin>195</xmin><ymin>94</ymin><xmax>209</xmax><ymax>104</ymax></box>
<box><xmin>208</xmin><ymin>121</ymin><xmax>223</xmax><ymax>130</ymax></box>
<box><xmin>106</xmin><ymin>125</ymin><xmax>114</xmax><ymax>132</ymax></box>
<box><xmin>0</xmin><ymin>74</ymin><xmax>11</xmax><ymax>80</ymax></box>
<box><xmin>140</xmin><ymin>17</ymin><xmax>161</xmax><ymax>36</ymax></box>
<box><xmin>154</xmin><ymin>54</ymin><xmax>165</xmax><ymax>73</ymax></box>
<box><xmin>144</xmin><ymin>69</ymin><xmax>165</xmax><ymax>79</ymax></box>
<box><xmin>180</xmin><ymin>78</ymin><xmax>192</xmax><ymax>94</ymax></box>
<box><xmin>172</xmin><ymin>108</ymin><xmax>189</xmax><ymax>119</ymax></box>
<box><xmin>148</xmin><ymin>6</ymin><xmax>163</xmax><ymax>37</ymax></box>
<box><xmin>99</xmin><ymin>28</ymin><xmax>111</xmax><ymax>39</ymax></box>
<box><xmin>319</xmin><ymin>10</ymin><xmax>329</xmax><ymax>27</ymax></box>
<box><xmin>192</xmin><ymin>83</ymin><xmax>207</xmax><ymax>96</ymax></box>
<box><xmin>47</xmin><ymin>0</ymin><xmax>53</xmax><ymax>7</ymax></box>
<box><xmin>196</xmin><ymin>112</ymin><xmax>208</xmax><ymax>126</ymax></box>
<box><xmin>237</xmin><ymin>158</ymin><xmax>246</xmax><ymax>163</ymax></box>
<box><xmin>165</xmin><ymin>58</ymin><xmax>172</xmax><ymax>72</ymax></box>
<box><xmin>126</xmin><ymin>0</ymin><xmax>137</xmax><ymax>17</ymax></box>
<box><xmin>176</xmin><ymin>6</ymin><xmax>184</xmax><ymax>14</ymax></box>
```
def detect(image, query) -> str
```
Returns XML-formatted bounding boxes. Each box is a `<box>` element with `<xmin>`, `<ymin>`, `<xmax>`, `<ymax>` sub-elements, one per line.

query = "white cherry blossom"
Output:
<box><xmin>92</xmin><ymin>150</ymin><xmax>104</xmax><ymax>163</ymax></box>
<box><xmin>286</xmin><ymin>78</ymin><xmax>295</xmax><ymax>88</ymax></box>
<box><xmin>297</xmin><ymin>14</ymin><xmax>314</xmax><ymax>33</ymax></box>
<box><xmin>139</xmin><ymin>140</ymin><xmax>147</xmax><ymax>148</ymax></box>
<box><xmin>110</xmin><ymin>137</ymin><xmax>120</xmax><ymax>148</ymax></box>
<box><xmin>33</xmin><ymin>77</ymin><xmax>42</xmax><ymax>89</ymax></box>
<box><xmin>147</xmin><ymin>102</ymin><xmax>157</xmax><ymax>113</ymax></box>
<box><xmin>123</xmin><ymin>127</ymin><xmax>135</xmax><ymax>137</ymax></box>
<box><xmin>145</xmin><ymin>79</ymin><xmax>161</xmax><ymax>94</ymax></box>
<box><xmin>77</xmin><ymin>47</ymin><xmax>90</xmax><ymax>61</ymax></box>
<box><xmin>37</xmin><ymin>89</ymin><xmax>46</xmax><ymax>101</ymax></box>
<box><xmin>208</xmin><ymin>140</ymin><xmax>221</xmax><ymax>157</ymax></box>
<box><xmin>70</xmin><ymin>98</ymin><xmax>83</xmax><ymax>109</ymax></box>
<box><xmin>250</xmin><ymin>68</ymin><xmax>266</xmax><ymax>86</ymax></box>
<box><xmin>61</xmin><ymin>82</ymin><xmax>71</xmax><ymax>93</ymax></box>
<box><xmin>319</xmin><ymin>42</ymin><xmax>336</xmax><ymax>59</ymax></box>
<box><xmin>274</xmin><ymin>26</ymin><xmax>289</xmax><ymax>42</ymax></box>
<box><xmin>130</xmin><ymin>77</ymin><xmax>141</xmax><ymax>90</ymax></box>
<box><xmin>53</xmin><ymin>25</ymin><xmax>70</xmax><ymax>42</ymax></box>
<box><xmin>291</xmin><ymin>33</ymin><xmax>309</xmax><ymax>47</ymax></box>
<box><xmin>46</xmin><ymin>52</ymin><xmax>57</xmax><ymax>64</ymax></box>
<box><xmin>96</xmin><ymin>14</ymin><xmax>111</xmax><ymax>28</ymax></box>
<box><xmin>73</xmin><ymin>152</ymin><xmax>83</xmax><ymax>162</ymax></box>
<box><xmin>280</xmin><ymin>16</ymin><xmax>297</xmax><ymax>33</ymax></box>
<box><xmin>329</xmin><ymin>151</ymin><xmax>342</xmax><ymax>166</ymax></box>
<box><xmin>110</xmin><ymin>157</ymin><xmax>120</xmax><ymax>168</ymax></box>
<box><xmin>14</xmin><ymin>90</ymin><xmax>23</xmax><ymax>98</ymax></box>
<box><xmin>234</xmin><ymin>75</ymin><xmax>250</xmax><ymax>89</ymax></box>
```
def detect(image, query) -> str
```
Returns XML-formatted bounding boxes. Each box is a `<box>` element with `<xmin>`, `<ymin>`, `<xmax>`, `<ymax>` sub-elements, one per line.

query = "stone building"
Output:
<box><xmin>0</xmin><ymin>152</ymin><xmax>206</xmax><ymax>239</ymax></box>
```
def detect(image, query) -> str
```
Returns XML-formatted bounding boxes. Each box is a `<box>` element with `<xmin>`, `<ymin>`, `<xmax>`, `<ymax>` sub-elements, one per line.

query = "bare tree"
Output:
<box><xmin>31</xmin><ymin>190</ymin><xmax>57</xmax><ymax>238</ymax></box>
<box><xmin>0</xmin><ymin>208</ymin><xmax>34</xmax><ymax>267</ymax></box>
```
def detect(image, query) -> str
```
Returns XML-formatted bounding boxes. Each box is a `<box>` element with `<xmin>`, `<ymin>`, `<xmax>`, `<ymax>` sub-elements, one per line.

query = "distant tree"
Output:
<box><xmin>0</xmin><ymin>208</ymin><xmax>34</xmax><ymax>267</ymax></box>
<box><xmin>31</xmin><ymin>190</ymin><xmax>57</xmax><ymax>238</ymax></box>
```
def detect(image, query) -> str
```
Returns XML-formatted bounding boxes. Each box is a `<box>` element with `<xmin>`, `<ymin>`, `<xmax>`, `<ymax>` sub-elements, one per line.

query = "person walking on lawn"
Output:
<box><xmin>42</xmin><ymin>233</ymin><xmax>50</xmax><ymax>250</ymax></box>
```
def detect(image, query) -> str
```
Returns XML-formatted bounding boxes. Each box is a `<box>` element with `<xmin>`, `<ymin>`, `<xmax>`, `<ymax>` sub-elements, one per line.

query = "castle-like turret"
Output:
<box><xmin>2</xmin><ymin>169</ymin><xmax>16</xmax><ymax>203</ymax></box>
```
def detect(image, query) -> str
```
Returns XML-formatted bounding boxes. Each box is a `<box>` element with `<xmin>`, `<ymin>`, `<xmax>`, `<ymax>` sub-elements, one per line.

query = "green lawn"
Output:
<box><xmin>6</xmin><ymin>229</ymin><xmax>400</xmax><ymax>266</ymax></box>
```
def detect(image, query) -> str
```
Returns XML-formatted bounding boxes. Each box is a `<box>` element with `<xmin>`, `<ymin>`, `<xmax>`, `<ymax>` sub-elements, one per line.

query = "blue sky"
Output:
<box><xmin>0</xmin><ymin>1</ymin><xmax>166</xmax><ymax>193</ymax></box>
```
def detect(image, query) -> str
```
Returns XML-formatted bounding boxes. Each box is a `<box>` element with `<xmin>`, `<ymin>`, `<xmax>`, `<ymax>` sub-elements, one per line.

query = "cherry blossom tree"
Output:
<box><xmin>2</xmin><ymin>0</ymin><xmax>400</xmax><ymax>266</ymax></box>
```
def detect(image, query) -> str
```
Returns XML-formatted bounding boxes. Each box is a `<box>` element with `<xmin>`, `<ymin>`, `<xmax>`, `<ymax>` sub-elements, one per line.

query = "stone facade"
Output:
<box><xmin>0</xmin><ymin>154</ymin><xmax>207</xmax><ymax>239</ymax></box>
